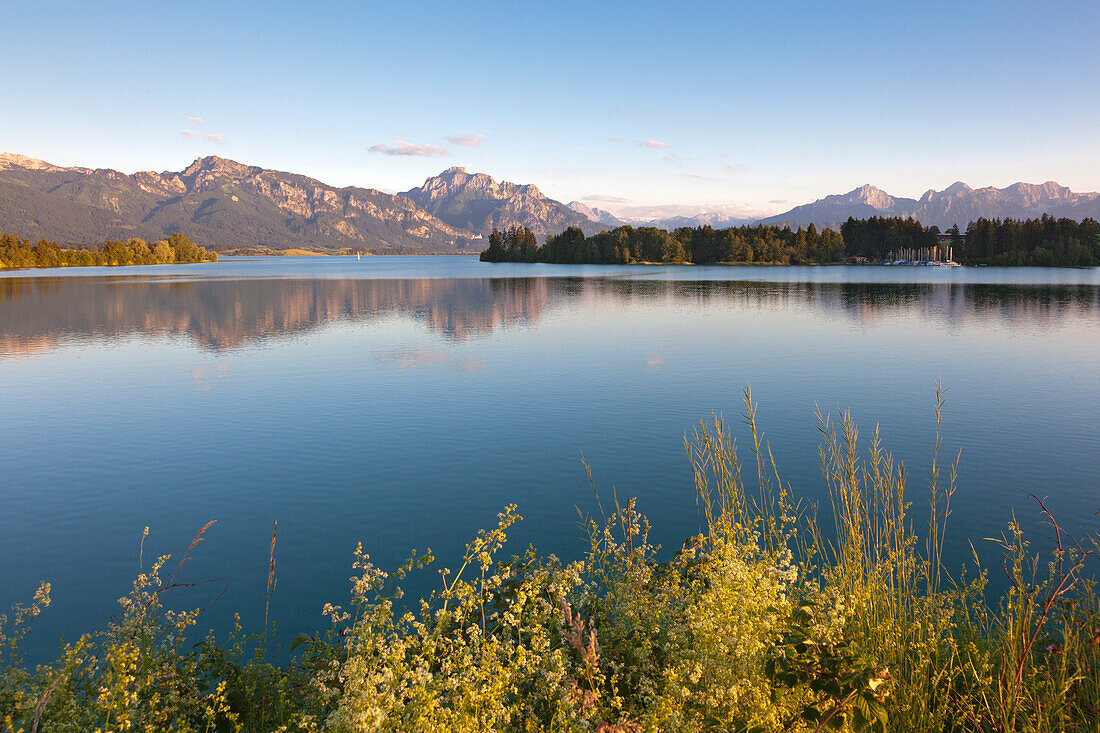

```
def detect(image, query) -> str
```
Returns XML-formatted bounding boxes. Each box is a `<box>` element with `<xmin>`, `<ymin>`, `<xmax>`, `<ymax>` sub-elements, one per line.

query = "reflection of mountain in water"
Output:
<box><xmin>0</xmin><ymin>277</ymin><xmax>551</xmax><ymax>356</ymax></box>
<box><xmin>1</xmin><ymin>276</ymin><xmax>1098</xmax><ymax>357</ymax></box>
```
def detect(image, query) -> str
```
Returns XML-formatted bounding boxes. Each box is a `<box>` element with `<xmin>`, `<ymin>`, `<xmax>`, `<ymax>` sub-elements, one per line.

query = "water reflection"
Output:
<box><xmin>3</xmin><ymin>265</ymin><xmax>1100</xmax><ymax>667</ymax></box>
<box><xmin>2</xmin><ymin>276</ymin><xmax>1099</xmax><ymax>358</ymax></box>
<box><xmin>0</xmin><ymin>277</ymin><xmax>551</xmax><ymax>355</ymax></box>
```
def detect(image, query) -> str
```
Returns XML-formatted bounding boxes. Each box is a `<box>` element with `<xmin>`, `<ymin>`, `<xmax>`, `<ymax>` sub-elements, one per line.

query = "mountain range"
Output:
<box><xmin>402</xmin><ymin>167</ymin><xmax>602</xmax><ymax>238</ymax></box>
<box><xmin>0</xmin><ymin>153</ymin><xmax>477</xmax><ymax>252</ymax></box>
<box><xmin>761</xmin><ymin>182</ymin><xmax>1100</xmax><ymax>231</ymax></box>
<box><xmin>2</xmin><ymin>151</ymin><xmax>1099</xmax><ymax>251</ymax></box>
<box><xmin>566</xmin><ymin>201</ymin><xmax>628</xmax><ymax>228</ymax></box>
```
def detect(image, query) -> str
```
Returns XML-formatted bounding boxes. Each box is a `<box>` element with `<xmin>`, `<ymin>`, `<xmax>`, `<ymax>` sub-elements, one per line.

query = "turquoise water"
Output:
<box><xmin>2</xmin><ymin>256</ymin><xmax>1099</xmax><ymax>660</ymax></box>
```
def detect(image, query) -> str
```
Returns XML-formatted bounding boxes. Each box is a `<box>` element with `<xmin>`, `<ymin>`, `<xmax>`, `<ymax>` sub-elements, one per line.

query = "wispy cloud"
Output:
<box><xmin>679</xmin><ymin>173</ymin><xmax>712</xmax><ymax>180</ymax></box>
<box><xmin>369</xmin><ymin>139</ymin><xmax>448</xmax><ymax>157</ymax></box>
<box><xmin>769</xmin><ymin>198</ymin><xmax>788</xmax><ymax>205</ymax></box>
<box><xmin>444</xmin><ymin>133</ymin><xmax>485</xmax><ymax>147</ymax></box>
<box><xmin>661</xmin><ymin>153</ymin><xmax>686</xmax><ymax>168</ymax></box>
<box><xmin>205</xmin><ymin>134</ymin><xmax>225</xmax><ymax>143</ymax></box>
<box><xmin>643</xmin><ymin>139</ymin><xmax>669</xmax><ymax>149</ymax></box>
<box><xmin>606</xmin><ymin>136</ymin><xmax>620</xmax><ymax>142</ymax></box>
<box><xmin>181</xmin><ymin>130</ymin><xmax>198</xmax><ymax>139</ymax></box>
<box><xmin>722</xmin><ymin>163</ymin><xmax>746</xmax><ymax>174</ymax></box>
<box><xmin>582</xmin><ymin>194</ymin><xmax>630</xmax><ymax>204</ymax></box>
<box><xmin>186</xmin><ymin>115</ymin><xmax>206</xmax><ymax>124</ymax></box>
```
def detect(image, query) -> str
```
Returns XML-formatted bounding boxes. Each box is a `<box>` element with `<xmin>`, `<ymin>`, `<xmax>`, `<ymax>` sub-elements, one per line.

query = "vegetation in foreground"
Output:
<box><xmin>480</xmin><ymin>215</ymin><xmax>1100</xmax><ymax>267</ymax></box>
<box><xmin>3</xmin><ymin>390</ymin><xmax>1099</xmax><ymax>732</ymax></box>
<box><xmin>0</xmin><ymin>233</ymin><xmax>217</xmax><ymax>269</ymax></box>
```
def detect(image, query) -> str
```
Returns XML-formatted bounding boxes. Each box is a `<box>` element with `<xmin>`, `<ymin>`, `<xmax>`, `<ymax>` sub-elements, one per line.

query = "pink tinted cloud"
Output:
<box><xmin>370</xmin><ymin>139</ymin><xmax>448</xmax><ymax>157</ymax></box>
<box><xmin>444</xmin><ymin>133</ymin><xmax>485</xmax><ymax>147</ymax></box>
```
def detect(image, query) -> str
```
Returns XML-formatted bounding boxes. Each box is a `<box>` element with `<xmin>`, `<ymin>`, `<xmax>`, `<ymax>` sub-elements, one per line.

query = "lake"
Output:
<box><xmin>2</xmin><ymin>255</ymin><xmax>1099</xmax><ymax>661</ymax></box>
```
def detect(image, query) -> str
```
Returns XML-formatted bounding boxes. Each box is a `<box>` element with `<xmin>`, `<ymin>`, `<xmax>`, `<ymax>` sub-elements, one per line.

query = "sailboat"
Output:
<box><xmin>357</xmin><ymin>252</ymin><xmax>360</xmax><ymax>261</ymax></box>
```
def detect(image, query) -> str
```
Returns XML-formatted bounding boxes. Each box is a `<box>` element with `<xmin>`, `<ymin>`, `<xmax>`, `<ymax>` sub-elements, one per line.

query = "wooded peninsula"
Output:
<box><xmin>0</xmin><ymin>233</ymin><xmax>217</xmax><ymax>269</ymax></box>
<box><xmin>480</xmin><ymin>216</ymin><xmax>1100</xmax><ymax>267</ymax></box>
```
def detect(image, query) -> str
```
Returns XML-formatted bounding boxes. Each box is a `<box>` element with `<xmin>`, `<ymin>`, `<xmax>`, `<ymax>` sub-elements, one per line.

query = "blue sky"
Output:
<box><xmin>2</xmin><ymin>0</ymin><xmax>1098</xmax><ymax>216</ymax></box>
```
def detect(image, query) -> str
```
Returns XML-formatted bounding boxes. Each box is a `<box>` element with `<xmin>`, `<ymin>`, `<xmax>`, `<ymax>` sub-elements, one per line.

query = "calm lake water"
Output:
<box><xmin>3</xmin><ymin>256</ymin><xmax>1099</xmax><ymax>661</ymax></box>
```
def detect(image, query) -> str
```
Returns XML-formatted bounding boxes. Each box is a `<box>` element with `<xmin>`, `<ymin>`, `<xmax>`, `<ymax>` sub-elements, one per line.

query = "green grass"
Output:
<box><xmin>3</xmin><ymin>388</ymin><xmax>1098</xmax><ymax>731</ymax></box>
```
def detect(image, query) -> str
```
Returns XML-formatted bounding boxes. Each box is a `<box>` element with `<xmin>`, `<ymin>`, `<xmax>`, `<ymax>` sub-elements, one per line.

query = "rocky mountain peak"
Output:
<box><xmin>848</xmin><ymin>184</ymin><xmax>895</xmax><ymax>209</ymax></box>
<box><xmin>0</xmin><ymin>152</ymin><xmax>81</xmax><ymax>172</ymax></box>
<box><xmin>466</xmin><ymin>172</ymin><xmax>499</xmax><ymax>189</ymax></box>
<box><xmin>400</xmin><ymin>169</ymin><xmax>599</xmax><ymax>237</ymax></box>
<box><xmin>918</xmin><ymin>182</ymin><xmax>971</xmax><ymax>204</ymax></box>
<box><xmin>180</xmin><ymin>155</ymin><xmax>258</xmax><ymax>179</ymax></box>
<box><xmin>408</xmin><ymin>168</ymin><xmax>547</xmax><ymax>202</ymax></box>
<box><xmin>568</xmin><ymin>201</ymin><xmax>627</xmax><ymax>227</ymax></box>
<box><xmin>941</xmin><ymin>181</ymin><xmax>973</xmax><ymax>196</ymax></box>
<box><xmin>1001</xmin><ymin>181</ymin><xmax>1070</xmax><ymax>203</ymax></box>
<box><xmin>568</xmin><ymin>201</ymin><xmax>597</xmax><ymax>218</ymax></box>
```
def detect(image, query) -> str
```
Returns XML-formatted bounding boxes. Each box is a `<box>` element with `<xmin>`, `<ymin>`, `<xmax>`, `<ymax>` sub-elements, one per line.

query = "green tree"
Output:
<box><xmin>153</xmin><ymin>241</ymin><xmax>173</xmax><ymax>264</ymax></box>
<box><xmin>168</xmin><ymin>232</ymin><xmax>199</xmax><ymax>263</ymax></box>
<box><xmin>480</xmin><ymin>229</ymin><xmax>506</xmax><ymax>262</ymax></box>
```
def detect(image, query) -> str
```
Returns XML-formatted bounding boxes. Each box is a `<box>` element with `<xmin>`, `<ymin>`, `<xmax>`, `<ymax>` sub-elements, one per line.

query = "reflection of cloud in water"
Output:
<box><xmin>376</xmin><ymin>350</ymin><xmax>486</xmax><ymax>374</ymax></box>
<box><xmin>191</xmin><ymin>363</ymin><xmax>230</xmax><ymax>391</ymax></box>
<box><xmin>451</xmin><ymin>357</ymin><xmax>486</xmax><ymax>374</ymax></box>
<box><xmin>376</xmin><ymin>348</ymin><xmax>449</xmax><ymax>371</ymax></box>
<box><xmin>191</xmin><ymin>368</ymin><xmax>210</xmax><ymax>391</ymax></box>
<box><xmin>646</xmin><ymin>354</ymin><xmax>665</xmax><ymax>371</ymax></box>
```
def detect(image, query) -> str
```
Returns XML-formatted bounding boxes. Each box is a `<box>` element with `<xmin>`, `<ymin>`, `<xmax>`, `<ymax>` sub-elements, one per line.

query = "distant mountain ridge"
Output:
<box><xmin>400</xmin><ymin>167</ymin><xmax>604</xmax><ymax>237</ymax></box>
<box><xmin>3</xmin><ymin>151</ymin><xmax>1098</xmax><ymax>249</ymax></box>
<box><xmin>762</xmin><ymin>181</ymin><xmax>1100</xmax><ymax>230</ymax></box>
<box><xmin>650</xmin><ymin>212</ymin><xmax>756</xmax><ymax>230</ymax></box>
<box><xmin>567</xmin><ymin>201</ymin><xmax>627</xmax><ymax>228</ymax></box>
<box><xmin>0</xmin><ymin>153</ymin><xmax>478</xmax><ymax>251</ymax></box>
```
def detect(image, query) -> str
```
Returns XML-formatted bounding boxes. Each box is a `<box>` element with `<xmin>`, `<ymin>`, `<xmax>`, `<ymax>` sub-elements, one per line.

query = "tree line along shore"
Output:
<box><xmin>4</xmin><ymin>213</ymin><xmax>1099</xmax><ymax>270</ymax></box>
<box><xmin>480</xmin><ymin>215</ymin><xmax>1100</xmax><ymax>267</ymax></box>
<box><xmin>0</xmin><ymin>233</ymin><xmax>217</xmax><ymax>269</ymax></box>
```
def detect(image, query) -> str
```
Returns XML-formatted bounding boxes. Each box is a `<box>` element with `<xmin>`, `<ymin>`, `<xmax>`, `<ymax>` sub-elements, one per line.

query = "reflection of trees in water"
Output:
<box><xmin>577</xmin><ymin>279</ymin><xmax>1100</xmax><ymax>328</ymax></box>
<box><xmin>0</xmin><ymin>277</ymin><xmax>551</xmax><ymax>355</ymax></box>
<box><xmin>0</xmin><ymin>276</ymin><xmax>1097</xmax><ymax>357</ymax></box>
